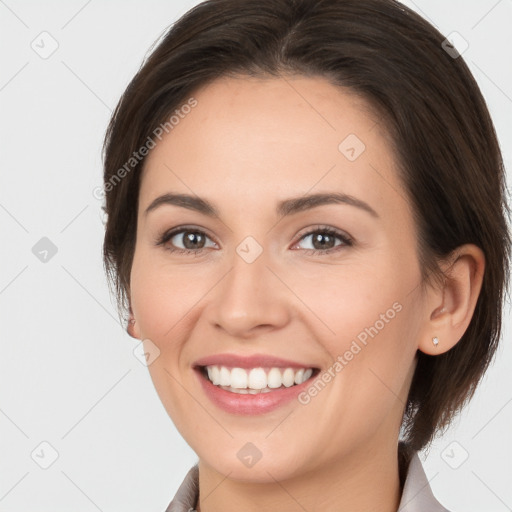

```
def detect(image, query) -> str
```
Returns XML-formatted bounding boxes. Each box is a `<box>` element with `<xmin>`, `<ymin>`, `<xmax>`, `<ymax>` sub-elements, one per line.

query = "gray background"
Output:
<box><xmin>0</xmin><ymin>0</ymin><xmax>511</xmax><ymax>510</ymax></box>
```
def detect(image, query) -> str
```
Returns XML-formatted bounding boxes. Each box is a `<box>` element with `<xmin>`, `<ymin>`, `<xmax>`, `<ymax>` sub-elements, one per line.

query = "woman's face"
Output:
<box><xmin>130</xmin><ymin>75</ymin><xmax>429</xmax><ymax>481</ymax></box>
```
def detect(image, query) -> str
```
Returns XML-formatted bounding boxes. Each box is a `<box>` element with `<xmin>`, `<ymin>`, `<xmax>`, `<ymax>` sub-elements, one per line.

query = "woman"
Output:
<box><xmin>101</xmin><ymin>0</ymin><xmax>510</xmax><ymax>510</ymax></box>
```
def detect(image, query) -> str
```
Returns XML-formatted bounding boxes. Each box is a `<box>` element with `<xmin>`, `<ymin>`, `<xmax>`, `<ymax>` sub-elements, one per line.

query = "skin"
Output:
<box><xmin>128</xmin><ymin>75</ymin><xmax>485</xmax><ymax>512</ymax></box>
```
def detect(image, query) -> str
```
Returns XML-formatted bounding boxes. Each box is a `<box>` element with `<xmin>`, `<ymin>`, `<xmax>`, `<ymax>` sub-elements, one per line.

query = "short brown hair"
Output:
<box><xmin>101</xmin><ymin>0</ymin><xmax>511</xmax><ymax>452</ymax></box>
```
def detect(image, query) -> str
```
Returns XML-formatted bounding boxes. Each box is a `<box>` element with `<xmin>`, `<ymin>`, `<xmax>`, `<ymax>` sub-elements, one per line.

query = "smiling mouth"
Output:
<box><xmin>197</xmin><ymin>365</ymin><xmax>320</xmax><ymax>394</ymax></box>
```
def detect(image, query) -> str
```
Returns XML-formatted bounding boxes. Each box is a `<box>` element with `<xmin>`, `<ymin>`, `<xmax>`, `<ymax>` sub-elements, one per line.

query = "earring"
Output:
<box><xmin>432</xmin><ymin>336</ymin><xmax>439</xmax><ymax>346</ymax></box>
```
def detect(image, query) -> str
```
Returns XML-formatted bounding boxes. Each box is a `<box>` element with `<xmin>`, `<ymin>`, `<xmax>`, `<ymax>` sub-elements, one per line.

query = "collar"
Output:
<box><xmin>165</xmin><ymin>451</ymin><xmax>450</xmax><ymax>512</ymax></box>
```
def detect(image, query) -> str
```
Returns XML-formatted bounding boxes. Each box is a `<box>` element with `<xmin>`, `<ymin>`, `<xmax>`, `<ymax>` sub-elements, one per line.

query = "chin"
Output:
<box><xmin>195</xmin><ymin>440</ymin><xmax>314</xmax><ymax>483</ymax></box>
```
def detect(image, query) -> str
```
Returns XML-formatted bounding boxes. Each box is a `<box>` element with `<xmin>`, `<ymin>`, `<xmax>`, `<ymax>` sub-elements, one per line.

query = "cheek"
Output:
<box><xmin>130</xmin><ymin>249</ymin><xmax>205</xmax><ymax>341</ymax></box>
<box><xmin>283</xmin><ymin>253</ymin><xmax>411</xmax><ymax>346</ymax></box>
<box><xmin>129</xmin><ymin>251</ymin><xmax>203</xmax><ymax>429</ymax></box>
<box><xmin>298</xmin><ymin>296</ymin><xmax>421</xmax><ymax>457</ymax></box>
<box><xmin>285</xmin><ymin>251</ymin><xmax>421</xmax><ymax>400</ymax></box>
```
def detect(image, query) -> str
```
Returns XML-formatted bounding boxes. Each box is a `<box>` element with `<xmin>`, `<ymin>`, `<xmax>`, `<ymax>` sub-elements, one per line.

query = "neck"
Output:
<box><xmin>196</xmin><ymin>441</ymin><xmax>404</xmax><ymax>512</ymax></box>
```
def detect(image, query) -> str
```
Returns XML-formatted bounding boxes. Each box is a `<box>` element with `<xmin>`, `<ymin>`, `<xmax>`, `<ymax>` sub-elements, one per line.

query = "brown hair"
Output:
<box><xmin>101</xmin><ymin>0</ymin><xmax>511</xmax><ymax>453</ymax></box>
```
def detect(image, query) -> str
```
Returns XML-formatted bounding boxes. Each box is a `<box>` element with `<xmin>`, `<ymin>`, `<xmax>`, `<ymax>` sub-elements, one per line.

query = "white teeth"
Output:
<box><xmin>294</xmin><ymin>368</ymin><xmax>304</xmax><ymax>385</ymax></box>
<box><xmin>248</xmin><ymin>368</ymin><xmax>267</xmax><ymax>389</ymax></box>
<box><xmin>204</xmin><ymin>365</ymin><xmax>315</xmax><ymax>391</ymax></box>
<box><xmin>208</xmin><ymin>366</ymin><xmax>220</xmax><ymax>385</ymax></box>
<box><xmin>219</xmin><ymin>366</ymin><xmax>231</xmax><ymax>386</ymax></box>
<box><xmin>303</xmin><ymin>368</ymin><xmax>313</xmax><ymax>381</ymax></box>
<box><xmin>267</xmin><ymin>368</ymin><xmax>283</xmax><ymax>388</ymax></box>
<box><xmin>231</xmin><ymin>367</ymin><xmax>248</xmax><ymax>388</ymax></box>
<box><xmin>282</xmin><ymin>368</ymin><xmax>295</xmax><ymax>387</ymax></box>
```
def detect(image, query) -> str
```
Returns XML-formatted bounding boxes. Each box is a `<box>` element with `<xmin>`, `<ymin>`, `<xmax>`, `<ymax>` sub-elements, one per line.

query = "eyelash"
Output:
<box><xmin>155</xmin><ymin>225</ymin><xmax>353</xmax><ymax>257</ymax></box>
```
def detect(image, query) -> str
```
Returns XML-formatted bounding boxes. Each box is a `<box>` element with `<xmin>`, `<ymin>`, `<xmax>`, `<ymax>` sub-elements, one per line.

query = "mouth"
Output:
<box><xmin>195</xmin><ymin>364</ymin><xmax>320</xmax><ymax>394</ymax></box>
<box><xmin>192</xmin><ymin>353</ymin><xmax>322</xmax><ymax>414</ymax></box>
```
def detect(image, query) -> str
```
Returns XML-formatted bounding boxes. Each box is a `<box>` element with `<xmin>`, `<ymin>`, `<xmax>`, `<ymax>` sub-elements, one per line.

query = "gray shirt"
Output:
<box><xmin>165</xmin><ymin>451</ymin><xmax>450</xmax><ymax>511</ymax></box>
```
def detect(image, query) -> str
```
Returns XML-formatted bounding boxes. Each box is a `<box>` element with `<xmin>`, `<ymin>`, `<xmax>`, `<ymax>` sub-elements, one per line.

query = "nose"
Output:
<box><xmin>205</xmin><ymin>247</ymin><xmax>291</xmax><ymax>339</ymax></box>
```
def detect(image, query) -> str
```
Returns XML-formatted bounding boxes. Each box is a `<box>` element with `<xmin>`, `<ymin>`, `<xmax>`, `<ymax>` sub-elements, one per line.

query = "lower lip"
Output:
<box><xmin>195</xmin><ymin>368</ymin><xmax>316</xmax><ymax>415</ymax></box>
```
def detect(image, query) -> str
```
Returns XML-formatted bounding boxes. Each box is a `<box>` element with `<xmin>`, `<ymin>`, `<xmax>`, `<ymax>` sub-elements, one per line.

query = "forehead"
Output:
<box><xmin>139</xmin><ymin>74</ymin><xmax>406</xmax><ymax>218</ymax></box>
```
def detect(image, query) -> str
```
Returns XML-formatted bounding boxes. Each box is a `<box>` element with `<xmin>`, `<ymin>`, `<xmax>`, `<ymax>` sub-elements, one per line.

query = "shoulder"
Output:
<box><xmin>398</xmin><ymin>451</ymin><xmax>452</xmax><ymax>512</ymax></box>
<box><xmin>165</xmin><ymin>464</ymin><xmax>199</xmax><ymax>512</ymax></box>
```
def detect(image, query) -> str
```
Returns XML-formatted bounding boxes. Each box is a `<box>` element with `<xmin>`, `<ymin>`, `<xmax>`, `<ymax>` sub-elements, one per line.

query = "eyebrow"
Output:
<box><xmin>144</xmin><ymin>192</ymin><xmax>379</xmax><ymax>218</ymax></box>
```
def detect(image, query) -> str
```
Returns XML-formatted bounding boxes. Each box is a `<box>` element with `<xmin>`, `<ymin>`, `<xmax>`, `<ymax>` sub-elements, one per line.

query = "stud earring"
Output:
<box><xmin>432</xmin><ymin>336</ymin><xmax>439</xmax><ymax>346</ymax></box>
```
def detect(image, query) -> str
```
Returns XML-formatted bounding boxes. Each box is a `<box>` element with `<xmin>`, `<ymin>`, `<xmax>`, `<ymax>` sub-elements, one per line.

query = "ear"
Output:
<box><xmin>126</xmin><ymin>306</ymin><xmax>141</xmax><ymax>339</ymax></box>
<box><xmin>418</xmin><ymin>244</ymin><xmax>485</xmax><ymax>355</ymax></box>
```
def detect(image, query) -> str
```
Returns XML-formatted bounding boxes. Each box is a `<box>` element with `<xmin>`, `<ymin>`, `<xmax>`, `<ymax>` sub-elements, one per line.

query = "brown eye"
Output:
<box><xmin>294</xmin><ymin>226</ymin><xmax>353</xmax><ymax>255</ymax></box>
<box><xmin>310</xmin><ymin>232</ymin><xmax>337</xmax><ymax>250</ymax></box>
<box><xmin>177</xmin><ymin>231</ymin><xmax>207</xmax><ymax>250</ymax></box>
<box><xmin>157</xmin><ymin>227</ymin><xmax>217</xmax><ymax>255</ymax></box>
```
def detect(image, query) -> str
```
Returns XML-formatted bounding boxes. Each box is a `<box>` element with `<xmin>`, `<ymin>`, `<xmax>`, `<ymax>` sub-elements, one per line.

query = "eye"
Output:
<box><xmin>292</xmin><ymin>226</ymin><xmax>353</xmax><ymax>255</ymax></box>
<box><xmin>156</xmin><ymin>227</ymin><xmax>217</xmax><ymax>255</ymax></box>
<box><xmin>156</xmin><ymin>225</ymin><xmax>353</xmax><ymax>256</ymax></box>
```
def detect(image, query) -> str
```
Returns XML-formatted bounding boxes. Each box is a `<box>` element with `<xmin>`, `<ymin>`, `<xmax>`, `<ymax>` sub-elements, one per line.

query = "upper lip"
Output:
<box><xmin>193</xmin><ymin>353</ymin><xmax>318</xmax><ymax>370</ymax></box>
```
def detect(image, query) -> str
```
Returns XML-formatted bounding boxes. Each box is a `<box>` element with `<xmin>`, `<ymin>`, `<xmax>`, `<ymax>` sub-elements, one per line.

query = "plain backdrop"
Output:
<box><xmin>0</xmin><ymin>1</ymin><xmax>511</xmax><ymax>511</ymax></box>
